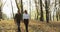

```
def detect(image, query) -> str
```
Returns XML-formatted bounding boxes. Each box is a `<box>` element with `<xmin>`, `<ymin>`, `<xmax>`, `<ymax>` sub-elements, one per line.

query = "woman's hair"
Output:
<box><xmin>24</xmin><ymin>10</ymin><xmax>27</xmax><ymax>14</ymax></box>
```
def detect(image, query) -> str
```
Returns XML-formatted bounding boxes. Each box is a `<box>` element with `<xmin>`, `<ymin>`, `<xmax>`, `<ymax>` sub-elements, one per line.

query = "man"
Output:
<box><xmin>14</xmin><ymin>10</ymin><xmax>22</xmax><ymax>32</ymax></box>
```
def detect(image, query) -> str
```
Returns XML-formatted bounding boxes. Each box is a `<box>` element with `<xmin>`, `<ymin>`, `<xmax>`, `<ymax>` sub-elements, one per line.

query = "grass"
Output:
<box><xmin>0</xmin><ymin>20</ymin><xmax>60</xmax><ymax>32</ymax></box>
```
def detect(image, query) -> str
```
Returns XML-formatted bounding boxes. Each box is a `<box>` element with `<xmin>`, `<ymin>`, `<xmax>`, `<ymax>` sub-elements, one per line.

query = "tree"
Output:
<box><xmin>21</xmin><ymin>0</ymin><xmax>23</xmax><ymax>14</ymax></box>
<box><xmin>59</xmin><ymin>0</ymin><xmax>60</xmax><ymax>20</ymax></box>
<box><xmin>0</xmin><ymin>0</ymin><xmax>7</xmax><ymax>20</ymax></box>
<box><xmin>0</xmin><ymin>0</ymin><xmax>3</xmax><ymax>20</ymax></box>
<box><xmin>15</xmin><ymin>0</ymin><xmax>20</xmax><ymax>11</ymax></box>
<box><xmin>29</xmin><ymin>0</ymin><xmax>31</xmax><ymax>19</ymax></box>
<box><xmin>45</xmin><ymin>0</ymin><xmax>49</xmax><ymax>23</ymax></box>
<box><xmin>15</xmin><ymin>0</ymin><xmax>23</xmax><ymax>14</ymax></box>
<box><xmin>56</xmin><ymin>0</ymin><xmax>59</xmax><ymax>21</ymax></box>
<box><xmin>15</xmin><ymin>0</ymin><xmax>23</xmax><ymax>17</ymax></box>
<box><xmin>34</xmin><ymin>0</ymin><xmax>39</xmax><ymax>20</ymax></box>
<box><xmin>54</xmin><ymin>0</ymin><xmax>56</xmax><ymax>21</ymax></box>
<box><xmin>47</xmin><ymin>0</ymin><xmax>51</xmax><ymax>21</ymax></box>
<box><xmin>10</xmin><ymin>0</ymin><xmax>14</xmax><ymax>18</ymax></box>
<box><xmin>39</xmin><ymin>0</ymin><xmax>44</xmax><ymax>21</ymax></box>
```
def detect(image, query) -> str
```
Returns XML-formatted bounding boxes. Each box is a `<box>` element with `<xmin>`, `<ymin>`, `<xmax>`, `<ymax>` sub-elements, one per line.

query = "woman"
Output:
<box><xmin>23</xmin><ymin>10</ymin><xmax>29</xmax><ymax>32</ymax></box>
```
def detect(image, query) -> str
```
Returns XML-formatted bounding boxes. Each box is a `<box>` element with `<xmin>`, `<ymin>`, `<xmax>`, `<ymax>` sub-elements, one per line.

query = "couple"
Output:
<box><xmin>14</xmin><ymin>10</ymin><xmax>29</xmax><ymax>32</ymax></box>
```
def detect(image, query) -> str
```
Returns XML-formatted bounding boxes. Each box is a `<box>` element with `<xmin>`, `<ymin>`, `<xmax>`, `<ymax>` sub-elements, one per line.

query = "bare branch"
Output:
<box><xmin>2</xmin><ymin>0</ymin><xmax>7</xmax><ymax>7</ymax></box>
<box><xmin>15</xmin><ymin>0</ymin><xmax>19</xmax><ymax>10</ymax></box>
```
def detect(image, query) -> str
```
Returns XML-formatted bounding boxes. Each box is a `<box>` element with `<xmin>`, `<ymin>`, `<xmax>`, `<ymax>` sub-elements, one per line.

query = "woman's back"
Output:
<box><xmin>23</xmin><ymin>13</ymin><xmax>29</xmax><ymax>19</ymax></box>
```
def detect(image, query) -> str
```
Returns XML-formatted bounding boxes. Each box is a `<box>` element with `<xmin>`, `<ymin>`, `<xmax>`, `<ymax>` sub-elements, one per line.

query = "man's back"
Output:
<box><xmin>14</xmin><ymin>13</ymin><xmax>22</xmax><ymax>21</ymax></box>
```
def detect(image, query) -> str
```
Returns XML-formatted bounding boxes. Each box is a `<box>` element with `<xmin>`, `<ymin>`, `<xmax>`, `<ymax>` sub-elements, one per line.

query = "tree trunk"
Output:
<box><xmin>55</xmin><ymin>0</ymin><xmax>58</xmax><ymax>21</ymax></box>
<box><xmin>45</xmin><ymin>0</ymin><xmax>49</xmax><ymax>23</ymax></box>
<box><xmin>21</xmin><ymin>0</ymin><xmax>23</xmax><ymax>14</ymax></box>
<box><xmin>10</xmin><ymin>0</ymin><xmax>14</xmax><ymax>19</ymax></box>
<box><xmin>0</xmin><ymin>7</ymin><xmax>2</xmax><ymax>20</ymax></box>
<box><xmin>15</xmin><ymin>0</ymin><xmax>20</xmax><ymax>10</ymax></box>
<box><xmin>50</xmin><ymin>12</ymin><xmax>51</xmax><ymax>21</ymax></box>
<box><xmin>40</xmin><ymin>0</ymin><xmax>44</xmax><ymax>21</ymax></box>
<box><xmin>20</xmin><ymin>0</ymin><xmax>23</xmax><ymax>20</ymax></box>
<box><xmin>0</xmin><ymin>0</ymin><xmax>2</xmax><ymax>20</ymax></box>
<box><xmin>0</xmin><ymin>0</ymin><xmax>7</xmax><ymax>20</ymax></box>
<box><xmin>15</xmin><ymin>0</ymin><xmax>23</xmax><ymax>19</ymax></box>
<box><xmin>56</xmin><ymin>11</ymin><xmax>58</xmax><ymax>21</ymax></box>
<box><xmin>59</xmin><ymin>0</ymin><xmax>60</xmax><ymax>20</ymax></box>
<box><xmin>53</xmin><ymin>0</ymin><xmax>56</xmax><ymax>21</ymax></box>
<box><xmin>29</xmin><ymin>0</ymin><xmax>31</xmax><ymax>19</ymax></box>
<box><xmin>47</xmin><ymin>0</ymin><xmax>51</xmax><ymax>21</ymax></box>
<box><xmin>15</xmin><ymin>0</ymin><xmax>23</xmax><ymax>12</ymax></box>
<box><xmin>34</xmin><ymin>0</ymin><xmax>39</xmax><ymax>20</ymax></box>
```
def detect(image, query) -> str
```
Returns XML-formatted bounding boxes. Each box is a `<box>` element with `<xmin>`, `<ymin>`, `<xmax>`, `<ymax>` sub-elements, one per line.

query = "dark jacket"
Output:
<box><xmin>14</xmin><ymin>13</ymin><xmax>22</xmax><ymax>23</ymax></box>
